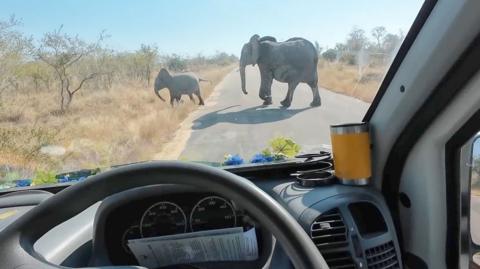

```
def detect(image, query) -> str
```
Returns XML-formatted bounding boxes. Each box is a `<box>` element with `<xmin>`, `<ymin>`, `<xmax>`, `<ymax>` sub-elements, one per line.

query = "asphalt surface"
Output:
<box><xmin>178</xmin><ymin>66</ymin><xmax>369</xmax><ymax>162</ymax></box>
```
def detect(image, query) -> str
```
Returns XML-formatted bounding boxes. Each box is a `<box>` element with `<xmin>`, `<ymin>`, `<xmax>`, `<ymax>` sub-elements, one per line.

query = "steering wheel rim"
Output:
<box><xmin>0</xmin><ymin>161</ymin><xmax>328</xmax><ymax>269</ymax></box>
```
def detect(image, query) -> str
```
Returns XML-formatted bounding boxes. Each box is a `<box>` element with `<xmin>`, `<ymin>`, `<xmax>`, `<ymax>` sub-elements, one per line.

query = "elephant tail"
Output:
<box><xmin>199</xmin><ymin>78</ymin><xmax>211</xmax><ymax>83</ymax></box>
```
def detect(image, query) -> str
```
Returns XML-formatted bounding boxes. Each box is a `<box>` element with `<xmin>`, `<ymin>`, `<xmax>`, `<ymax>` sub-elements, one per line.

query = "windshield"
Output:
<box><xmin>0</xmin><ymin>0</ymin><xmax>423</xmax><ymax>189</ymax></box>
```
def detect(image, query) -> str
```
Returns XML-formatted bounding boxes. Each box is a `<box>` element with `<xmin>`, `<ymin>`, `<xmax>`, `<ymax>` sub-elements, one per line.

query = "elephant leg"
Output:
<box><xmin>260</xmin><ymin>86</ymin><xmax>273</xmax><ymax>105</ymax></box>
<box><xmin>195</xmin><ymin>91</ymin><xmax>205</xmax><ymax>106</ymax></box>
<box><xmin>308</xmin><ymin>80</ymin><xmax>321</xmax><ymax>107</ymax></box>
<box><xmin>259</xmin><ymin>69</ymin><xmax>273</xmax><ymax>105</ymax></box>
<box><xmin>188</xmin><ymin>93</ymin><xmax>195</xmax><ymax>103</ymax></box>
<box><xmin>280</xmin><ymin>81</ymin><xmax>299</xmax><ymax>108</ymax></box>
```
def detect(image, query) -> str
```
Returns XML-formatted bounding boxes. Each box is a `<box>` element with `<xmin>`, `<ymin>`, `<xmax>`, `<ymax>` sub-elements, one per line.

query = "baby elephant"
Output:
<box><xmin>154</xmin><ymin>68</ymin><xmax>206</xmax><ymax>106</ymax></box>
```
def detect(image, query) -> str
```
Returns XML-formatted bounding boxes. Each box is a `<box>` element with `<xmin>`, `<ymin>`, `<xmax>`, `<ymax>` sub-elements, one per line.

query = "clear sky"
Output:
<box><xmin>1</xmin><ymin>0</ymin><xmax>423</xmax><ymax>56</ymax></box>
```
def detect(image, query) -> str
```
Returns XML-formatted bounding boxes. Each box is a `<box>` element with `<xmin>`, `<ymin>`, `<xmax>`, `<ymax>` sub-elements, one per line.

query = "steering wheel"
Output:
<box><xmin>0</xmin><ymin>161</ymin><xmax>329</xmax><ymax>269</ymax></box>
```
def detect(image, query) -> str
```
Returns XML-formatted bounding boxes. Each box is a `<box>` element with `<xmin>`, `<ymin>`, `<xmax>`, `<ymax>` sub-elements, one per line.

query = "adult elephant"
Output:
<box><xmin>240</xmin><ymin>34</ymin><xmax>321</xmax><ymax>108</ymax></box>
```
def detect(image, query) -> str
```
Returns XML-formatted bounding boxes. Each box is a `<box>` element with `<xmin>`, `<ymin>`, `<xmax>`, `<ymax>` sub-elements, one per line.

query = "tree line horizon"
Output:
<box><xmin>0</xmin><ymin>15</ymin><xmax>404</xmax><ymax>111</ymax></box>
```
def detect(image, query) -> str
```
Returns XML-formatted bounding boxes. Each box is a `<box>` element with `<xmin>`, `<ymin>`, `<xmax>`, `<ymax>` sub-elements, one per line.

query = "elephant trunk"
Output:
<box><xmin>240</xmin><ymin>64</ymin><xmax>248</xmax><ymax>95</ymax></box>
<box><xmin>154</xmin><ymin>88</ymin><xmax>166</xmax><ymax>101</ymax></box>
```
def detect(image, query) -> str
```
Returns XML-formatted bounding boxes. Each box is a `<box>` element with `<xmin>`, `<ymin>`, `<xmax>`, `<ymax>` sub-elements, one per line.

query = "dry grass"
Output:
<box><xmin>317</xmin><ymin>60</ymin><xmax>387</xmax><ymax>103</ymax></box>
<box><xmin>0</xmin><ymin>65</ymin><xmax>233</xmax><ymax>179</ymax></box>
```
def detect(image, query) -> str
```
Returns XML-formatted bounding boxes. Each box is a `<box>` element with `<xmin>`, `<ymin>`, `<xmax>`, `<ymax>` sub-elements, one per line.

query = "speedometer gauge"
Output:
<box><xmin>140</xmin><ymin>201</ymin><xmax>186</xmax><ymax>237</ymax></box>
<box><xmin>121</xmin><ymin>225</ymin><xmax>141</xmax><ymax>253</ymax></box>
<box><xmin>190</xmin><ymin>196</ymin><xmax>236</xmax><ymax>231</ymax></box>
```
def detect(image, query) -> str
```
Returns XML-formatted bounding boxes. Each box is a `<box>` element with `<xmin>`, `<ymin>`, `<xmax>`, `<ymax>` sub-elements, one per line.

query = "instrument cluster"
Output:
<box><xmin>139</xmin><ymin>195</ymin><xmax>237</xmax><ymax>237</ymax></box>
<box><xmin>104</xmin><ymin>193</ymin><xmax>251</xmax><ymax>264</ymax></box>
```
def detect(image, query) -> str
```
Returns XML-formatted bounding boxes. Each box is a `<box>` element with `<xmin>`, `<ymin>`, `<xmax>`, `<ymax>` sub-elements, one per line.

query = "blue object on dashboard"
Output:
<box><xmin>250</xmin><ymin>153</ymin><xmax>274</xmax><ymax>163</ymax></box>
<box><xmin>15</xmin><ymin>179</ymin><xmax>32</xmax><ymax>187</ymax></box>
<box><xmin>223</xmin><ymin>154</ymin><xmax>244</xmax><ymax>165</ymax></box>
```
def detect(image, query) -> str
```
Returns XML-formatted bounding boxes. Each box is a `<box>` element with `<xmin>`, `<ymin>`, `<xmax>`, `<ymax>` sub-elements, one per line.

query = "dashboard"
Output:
<box><xmin>0</xmin><ymin>160</ymin><xmax>403</xmax><ymax>269</ymax></box>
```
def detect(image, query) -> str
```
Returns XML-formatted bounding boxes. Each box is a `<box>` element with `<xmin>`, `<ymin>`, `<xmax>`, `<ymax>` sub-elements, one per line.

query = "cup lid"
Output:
<box><xmin>330</xmin><ymin>122</ymin><xmax>369</xmax><ymax>134</ymax></box>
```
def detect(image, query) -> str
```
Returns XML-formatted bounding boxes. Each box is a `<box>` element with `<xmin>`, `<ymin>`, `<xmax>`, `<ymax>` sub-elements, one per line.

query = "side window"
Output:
<box><xmin>468</xmin><ymin>135</ymin><xmax>480</xmax><ymax>268</ymax></box>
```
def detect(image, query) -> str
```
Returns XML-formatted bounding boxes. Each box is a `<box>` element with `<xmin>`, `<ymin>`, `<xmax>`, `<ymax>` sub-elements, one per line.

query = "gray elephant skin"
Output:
<box><xmin>154</xmin><ymin>68</ymin><xmax>205</xmax><ymax>106</ymax></box>
<box><xmin>240</xmin><ymin>34</ymin><xmax>321</xmax><ymax>108</ymax></box>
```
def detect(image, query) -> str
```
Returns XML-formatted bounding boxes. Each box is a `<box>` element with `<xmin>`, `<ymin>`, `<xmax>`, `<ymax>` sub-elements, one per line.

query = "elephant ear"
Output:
<box><xmin>249</xmin><ymin>34</ymin><xmax>260</xmax><ymax>66</ymax></box>
<box><xmin>160</xmin><ymin>68</ymin><xmax>171</xmax><ymax>80</ymax></box>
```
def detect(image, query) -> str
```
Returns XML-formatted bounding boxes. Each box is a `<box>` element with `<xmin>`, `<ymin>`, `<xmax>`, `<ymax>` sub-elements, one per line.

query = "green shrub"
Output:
<box><xmin>263</xmin><ymin>136</ymin><xmax>301</xmax><ymax>160</ymax></box>
<box><xmin>165</xmin><ymin>54</ymin><xmax>187</xmax><ymax>71</ymax></box>
<box><xmin>32</xmin><ymin>170</ymin><xmax>57</xmax><ymax>186</ymax></box>
<box><xmin>322</xmin><ymin>49</ymin><xmax>337</xmax><ymax>62</ymax></box>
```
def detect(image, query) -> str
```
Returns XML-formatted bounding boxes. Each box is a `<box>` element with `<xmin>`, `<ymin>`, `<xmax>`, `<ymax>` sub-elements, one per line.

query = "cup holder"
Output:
<box><xmin>295</xmin><ymin>170</ymin><xmax>336</xmax><ymax>187</ymax></box>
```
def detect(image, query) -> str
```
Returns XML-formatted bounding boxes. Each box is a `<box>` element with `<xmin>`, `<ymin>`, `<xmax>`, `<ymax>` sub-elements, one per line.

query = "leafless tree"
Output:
<box><xmin>0</xmin><ymin>15</ymin><xmax>31</xmax><ymax>96</ymax></box>
<box><xmin>137</xmin><ymin>44</ymin><xmax>158</xmax><ymax>86</ymax></box>
<box><xmin>36</xmin><ymin>26</ymin><xmax>106</xmax><ymax>111</ymax></box>
<box><xmin>371</xmin><ymin>26</ymin><xmax>386</xmax><ymax>49</ymax></box>
<box><xmin>346</xmin><ymin>27</ymin><xmax>368</xmax><ymax>52</ymax></box>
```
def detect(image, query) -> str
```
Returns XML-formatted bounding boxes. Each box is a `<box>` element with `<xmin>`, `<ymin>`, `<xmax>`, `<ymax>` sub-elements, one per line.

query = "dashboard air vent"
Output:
<box><xmin>310</xmin><ymin>209</ymin><xmax>355</xmax><ymax>269</ymax></box>
<box><xmin>365</xmin><ymin>241</ymin><xmax>399</xmax><ymax>269</ymax></box>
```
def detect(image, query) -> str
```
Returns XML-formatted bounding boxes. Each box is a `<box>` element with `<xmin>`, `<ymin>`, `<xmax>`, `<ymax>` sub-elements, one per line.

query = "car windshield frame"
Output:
<box><xmin>362</xmin><ymin>0</ymin><xmax>437</xmax><ymax>121</ymax></box>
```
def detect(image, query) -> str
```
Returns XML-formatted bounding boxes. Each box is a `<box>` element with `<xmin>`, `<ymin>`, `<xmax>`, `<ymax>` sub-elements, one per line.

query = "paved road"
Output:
<box><xmin>177</xmin><ymin>66</ymin><xmax>369</xmax><ymax>162</ymax></box>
